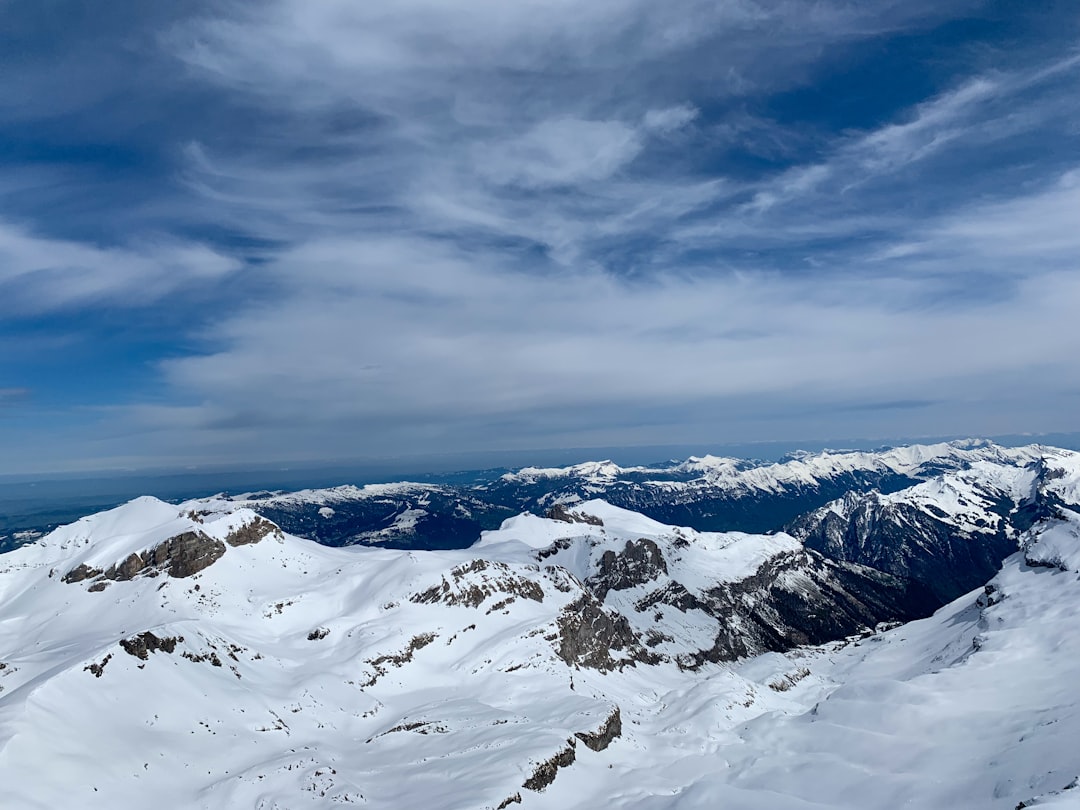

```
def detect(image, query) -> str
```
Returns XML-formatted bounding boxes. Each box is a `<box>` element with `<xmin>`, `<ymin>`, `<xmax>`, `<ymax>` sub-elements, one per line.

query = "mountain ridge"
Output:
<box><xmin>2</xmin><ymin>440</ymin><xmax>1080</xmax><ymax>808</ymax></box>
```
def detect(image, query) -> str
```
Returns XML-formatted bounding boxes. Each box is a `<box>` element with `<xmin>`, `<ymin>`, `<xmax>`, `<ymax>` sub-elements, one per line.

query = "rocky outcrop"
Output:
<box><xmin>62</xmin><ymin>531</ymin><xmax>227</xmax><ymax>588</ymax></box>
<box><xmin>225</xmin><ymin>517</ymin><xmax>280</xmax><ymax>546</ymax></box>
<box><xmin>544</xmin><ymin>504</ymin><xmax>603</xmax><ymax>526</ymax></box>
<box><xmin>522</xmin><ymin>740</ymin><xmax>576</xmax><ymax>792</ymax></box>
<box><xmin>410</xmin><ymin>560</ymin><xmax>544</xmax><ymax>608</ymax></box>
<box><xmin>517</xmin><ymin>707</ymin><xmax>620</xmax><ymax>796</ymax></box>
<box><xmin>361</xmin><ymin>633</ymin><xmax>438</xmax><ymax>687</ymax></box>
<box><xmin>575</xmin><ymin>705</ymin><xmax>621</xmax><ymax>751</ymax></box>
<box><xmin>84</xmin><ymin>654</ymin><xmax>112</xmax><ymax>678</ymax></box>
<box><xmin>555</xmin><ymin>595</ymin><xmax>656</xmax><ymax>671</ymax></box>
<box><xmin>586</xmin><ymin>538</ymin><xmax>667</xmax><ymax>601</ymax></box>
<box><xmin>62</xmin><ymin>563</ymin><xmax>103</xmax><ymax>584</ymax></box>
<box><xmin>156</xmin><ymin>532</ymin><xmax>227</xmax><ymax>577</ymax></box>
<box><xmin>119</xmin><ymin>631</ymin><xmax>183</xmax><ymax>660</ymax></box>
<box><xmin>789</xmin><ymin>490</ymin><xmax>1016</xmax><ymax>605</ymax></box>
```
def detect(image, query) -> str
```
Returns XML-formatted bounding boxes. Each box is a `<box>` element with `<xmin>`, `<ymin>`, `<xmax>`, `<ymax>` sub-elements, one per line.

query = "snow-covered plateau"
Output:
<box><xmin>1</xmin><ymin>442</ymin><xmax>1079</xmax><ymax>809</ymax></box>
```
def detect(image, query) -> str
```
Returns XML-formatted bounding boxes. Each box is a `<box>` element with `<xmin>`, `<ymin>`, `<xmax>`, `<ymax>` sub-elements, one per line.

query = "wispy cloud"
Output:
<box><xmin>0</xmin><ymin>0</ymin><xmax>1077</xmax><ymax>472</ymax></box>
<box><xmin>0</xmin><ymin>221</ymin><xmax>241</xmax><ymax>314</ymax></box>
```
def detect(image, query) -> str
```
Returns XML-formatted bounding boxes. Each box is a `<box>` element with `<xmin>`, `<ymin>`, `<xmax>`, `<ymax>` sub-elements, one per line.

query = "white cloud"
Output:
<box><xmin>0</xmin><ymin>221</ymin><xmax>241</xmax><ymax>313</ymax></box>
<box><xmin>477</xmin><ymin>118</ymin><xmax>643</xmax><ymax>189</ymax></box>
<box><xmin>643</xmin><ymin>104</ymin><xmax>699</xmax><ymax>133</ymax></box>
<box><xmin>108</xmin><ymin>216</ymin><xmax>1079</xmax><ymax>463</ymax></box>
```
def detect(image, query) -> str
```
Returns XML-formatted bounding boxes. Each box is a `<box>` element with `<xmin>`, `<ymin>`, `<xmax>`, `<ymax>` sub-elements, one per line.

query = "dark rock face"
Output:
<box><xmin>62</xmin><ymin>563</ymin><xmax>103</xmax><ymax>584</ymax></box>
<box><xmin>615</xmin><ymin>546</ymin><xmax>935</xmax><ymax>667</ymax></box>
<box><xmin>61</xmin><ymin>531</ymin><xmax>227</xmax><ymax>589</ymax></box>
<box><xmin>523</xmin><ymin>740</ymin><xmax>577</xmax><ymax>792</ymax></box>
<box><xmin>575</xmin><ymin>706</ymin><xmax>621</xmax><ymax>751</ymax></box>
<box><xmin>544</xmin><ymin>504</ymin><xmax>603</xmax><ymax>526</ymax></box>
<box><xmin>225</xmin><ymin>517</ymin><xmax>280</xmax><ymax>547</ymax></box>
<box><xmin>788</xmin><ymin>491</ymin><xmax>1016</xmax><ymax>605</ymax></box>
<box><xmin>84</xmin><ymin>654</ymin><xmax>112</xmax><ymax>678</ymax></box>
<box><xmin>587</xmin><ymin>538</ymin><xmax>667</xmax><ymax>601</ymax></box>
<box><xmin>555</xmin><ymin>595</ymin><xmax>656</xmax><ymax>671</ymax></box>
<box><xmin>119</xmin><ymin>632</ymin><xmax>183</xmax><ymax>660</ymax></box>
<box><xmin>155</xmin><ymin>532</ymin><xmax>227</xmax><ymax>578</ymax></box>
<box><xmin>518</xmin><ymin>707</ymin><xmax>621</xmax><ymax>795</ymax></box>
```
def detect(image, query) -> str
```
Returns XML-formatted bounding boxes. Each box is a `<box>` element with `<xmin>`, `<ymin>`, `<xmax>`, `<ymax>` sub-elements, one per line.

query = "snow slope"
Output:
<box><xmin>529</xmin><ymin>508</ymin><xmax>1080</xmax><ymax>810</ymax></box>
<box><xmin>1</xmin><ymin>470</ymin><xmax>1079</xmax><ymax>809</ymax></box>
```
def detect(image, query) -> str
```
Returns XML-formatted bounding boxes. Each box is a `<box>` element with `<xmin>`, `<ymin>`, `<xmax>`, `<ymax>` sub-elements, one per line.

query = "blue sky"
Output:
<box><xmin>1</xmin><ymin>0</ymin><xmax>1079</xmax><ymax>474</ymax></box>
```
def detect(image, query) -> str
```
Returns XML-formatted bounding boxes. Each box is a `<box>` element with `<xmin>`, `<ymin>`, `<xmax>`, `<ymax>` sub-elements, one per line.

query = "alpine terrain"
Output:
<box><xmin>1</xmin><ymin>441</ymin><xmax>1079</xmax><ymax>809</ymax></box>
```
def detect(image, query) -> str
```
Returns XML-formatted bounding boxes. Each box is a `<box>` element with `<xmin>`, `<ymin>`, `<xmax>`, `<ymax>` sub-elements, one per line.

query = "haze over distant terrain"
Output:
<box><xmin>2</xmin><ymin>2</ymin><xmax>1079</xmax><ymax>474</ymax></box>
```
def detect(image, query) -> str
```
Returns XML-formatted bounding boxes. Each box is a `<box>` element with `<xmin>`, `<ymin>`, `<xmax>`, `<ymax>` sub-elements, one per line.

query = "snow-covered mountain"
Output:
<box><xmin>241</xmin><ymin>439</ymin><xmax>1053</xmax><ymax>550</ymax></box>
<box><xmin>2</xmin><ymin>441</ymin><xmax>1080</xmax><ymax>808</ymax></box>
<box><xmin>484</xmin><ymin>439</ymin><xmax>1049</xmax><ymax>533</ymax></box>
<box><xmin>787</xmin><ymin>446</ymin><xmax>1080</xmax><ymax>603</ymax></box>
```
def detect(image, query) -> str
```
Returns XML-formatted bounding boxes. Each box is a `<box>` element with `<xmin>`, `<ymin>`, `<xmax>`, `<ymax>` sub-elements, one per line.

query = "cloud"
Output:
<box><xmin>89</xmin><ymin>6</ymin><xmax>1078</xmax><ymax>464</ymax></box>
<box><xmin>0</xmin><ymin>220</ymin><xmax>242</xmax><ymax>314</ymax></box>
<box><xmin>643</xmin><ymin>104</ymin><xmax>699</xmax><ymax>133</ymax></box>
<box><xmin>869</xmin><ymin>169</ymin><xmax>1080</xmax><ymax>281</ymax></box>
<box><xmin>107</xmin><ymin>212</ymin><xmax>1080</xmax><ymax>463</ymax></box>
<box><xmin>2</xmin><ymin>0</ymin><xmax>1079</xmax><ymax>473</ymax></box>
<box><xmin>477</xmin><ymin>118</ymin><xmax>644</xmax><ymax>189</ymax></box>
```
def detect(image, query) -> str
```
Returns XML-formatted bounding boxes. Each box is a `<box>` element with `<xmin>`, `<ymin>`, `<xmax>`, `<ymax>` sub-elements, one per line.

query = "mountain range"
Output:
<box><xmin>1</xmin><ymin>440</ymin><xmax>1078</xmax><ymax>808</ymax></box>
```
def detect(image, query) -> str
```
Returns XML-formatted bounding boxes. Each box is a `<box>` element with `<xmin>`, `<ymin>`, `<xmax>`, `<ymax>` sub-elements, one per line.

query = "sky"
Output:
<box><xmin>1</xmin><ymin>0</ymin><xmax>1079</xmax><ymax>475</ymax></box>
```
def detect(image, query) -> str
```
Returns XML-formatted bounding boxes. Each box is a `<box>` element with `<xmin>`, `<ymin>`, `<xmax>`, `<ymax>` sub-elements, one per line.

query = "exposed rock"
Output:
<box><xmin>496</xmin><ymin>793</ymin><xmax>522</xmax><ymax>809</ymax></box>
<box><xmin>155</xmin><ymin>532</ymin><xmax>227</xmax><ymax>578</ymax></box>
<box><xmin>536</xmin><ymin>537</ymin><xmax>576</xmax><ymax>562</ymax></box>
<box><xmin>977</xmin><ymin>583</ymin><xmax>1005</xmax><ymax>607</ymax></box>
<box><xmin>307</xmin><ymin>627</ymin><xmax>330</xmax><ymax>641</ymax></box>
<box><xmin>555</xmin><ymin>595</ymin><xmax>657</xmax><ymax>671</ymax></box>
<box><xmin>62</xmin><ymin>531</ymin><xmax>227</xmax><ymax>588</ymax></box>
<box><xmin>225</xmin><ymin>517</ymin><xmax>281</xmax><ymax>547</ymax></box>
<box><xmin>544</xmin><ymin>504</ymin><xmax>603</xmax><ymax>526</ymax></box>
<box><xmin>634</xmin><ymin>550</ymin><xmax>934</xmax><ymax>667</ymax></box>
<box><xmin>62</xmin><ymin>564</ymin><xmax>103</xmax><ymax>584</ymax></box>
<box><xmin>362</xmin><ymin>633</ymin><xmax>438</xmax><ymax>687</ymax></box>
<box><xmin>119</xmin><ymin>632</ymin><xmax>183</xmax><ymax>660</ymax></box>
<box><xmin>109</xmin><ymin>553</ymin><xmax>147</xmax><ymax>581</ymax></box>
<box><xmin>523</xmin><ymin>740</ymin><xmax>576</xmax><ymax>792</ymax></box>
<box><xmin>767</xmin><ymin>667</ymin><xmax>811</xmax><ymax>692</ymax></box>
<box><xmin>84</xmin><ymin>654</ymin><xmax>112</xmax><ymax>678</ymax></box>
<box><xmin>789</xmin><ymin>489</ymin><xmax>1016</xmax><ymax>605</ymax></box>
<box><xmin>183</xmin><ymin>650</ymin><xmax>223</xmax><ymax>667</ymax></box>
<box><xmin>575</xmin><ymin>706</ymin><xmax>621</xmax><ymax>751</ymax></box>
<box><xmin>410</xmin><ymin>559</ymin><xmax>544</xmax><ymax>608</ymax></box>
<box><xmin>586</xmin><ymin>538</ymin><xmax>667</xmax><ymax>600</ymax></box>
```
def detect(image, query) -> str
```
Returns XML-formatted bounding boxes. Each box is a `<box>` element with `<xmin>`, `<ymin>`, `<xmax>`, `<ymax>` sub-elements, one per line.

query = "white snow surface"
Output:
<box><xmin>671</xmin><ymin>439</ymin><xmax>1050</xmax><ymax>495</ymax></box>
<box><xmin>1</xmin><ymin>489</ymin><xmax>1079</xmax><ymax>809</ymax></box>
<box><xmin>1025</xmin><ymin>508</ymin><xmax>1080</xmax><ymax>573</ymax></box>
<box><xmin>241</xmin><ymin>482</ymin><xmax>442</xmax><ymax>507</ymax></box>
<box><xmin>499</xmin><ymin>460</ymin><xmax>664</xmax><ymax>485</ymax></box>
